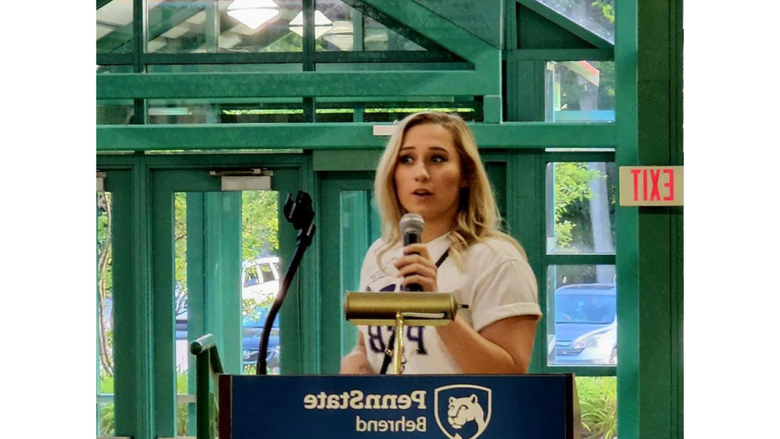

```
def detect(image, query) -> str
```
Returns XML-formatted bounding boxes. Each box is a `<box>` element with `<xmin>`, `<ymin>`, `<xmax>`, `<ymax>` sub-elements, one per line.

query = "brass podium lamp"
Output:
<box><xmin>344</xmin><ymin>292</ymin><xmax>460</xmax><ymax>375</ymax></box>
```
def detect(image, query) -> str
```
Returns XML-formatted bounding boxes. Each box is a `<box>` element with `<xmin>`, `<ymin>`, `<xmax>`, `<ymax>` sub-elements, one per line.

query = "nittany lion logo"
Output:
<box><xmin>434</xmin><ymin>385</ymin><xmax>492</xmax><ymax>439</ymax></box>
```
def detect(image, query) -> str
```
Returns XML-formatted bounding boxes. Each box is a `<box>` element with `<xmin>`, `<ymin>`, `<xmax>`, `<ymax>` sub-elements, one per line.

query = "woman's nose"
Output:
<box><xmin>414</xmin><ymin>162</ymin><xmax>429</xmax><ymax>181</ymax></box>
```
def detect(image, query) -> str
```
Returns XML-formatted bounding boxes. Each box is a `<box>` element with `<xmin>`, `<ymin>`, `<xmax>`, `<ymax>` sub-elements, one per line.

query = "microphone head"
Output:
<box><xmin>400</xmin><ymin>213</ymin><xmax>425</xmax><ymax>235</ymax></box>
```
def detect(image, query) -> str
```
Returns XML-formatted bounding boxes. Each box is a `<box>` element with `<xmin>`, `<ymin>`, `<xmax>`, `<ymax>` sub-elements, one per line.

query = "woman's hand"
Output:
<box><xmin>393</xmin><ymin>243</ymin><xmax>438</xmax><ymax>292</ymax></box>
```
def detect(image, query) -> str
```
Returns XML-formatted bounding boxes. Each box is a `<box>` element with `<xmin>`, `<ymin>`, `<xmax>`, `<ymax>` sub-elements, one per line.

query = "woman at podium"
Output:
<box><xmin>340</xmin><ymin>112</ymin><xmax>542</xmax><ymax>375</ymax></box>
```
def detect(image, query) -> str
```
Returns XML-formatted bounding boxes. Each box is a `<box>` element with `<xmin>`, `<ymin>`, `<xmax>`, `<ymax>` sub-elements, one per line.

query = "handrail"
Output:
<box><xmin>189</xmin><ymin>334</ymin><xmax>223</xmax><ymax>439</ymax></box>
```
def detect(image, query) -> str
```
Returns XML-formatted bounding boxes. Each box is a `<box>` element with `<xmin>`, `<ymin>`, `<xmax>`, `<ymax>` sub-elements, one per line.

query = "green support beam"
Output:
<box><xmin>96</xmin><ymin>71</ymin><xmax>493</xmax><ymax>99</ymax></box>
<box><xmin>97</xmin><ymin>122</ymin><xmax>618</xmax><ymax>150</ymax></box>
<box><xmin>505</xmin><ymin>48</ymin><xmax>614</xmax><ymax>61</ymax></box>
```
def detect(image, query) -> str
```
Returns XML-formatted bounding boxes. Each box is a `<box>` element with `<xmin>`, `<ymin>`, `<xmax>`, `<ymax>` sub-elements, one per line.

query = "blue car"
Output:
<box><xmin>174</xmin><ymin>306</ymin><xmax>281</xmax><ymax>371</ymax></box>
<box><xmin>550</xmin><ymin>283</ymin><xmax>617</xmax><ymax>366</ymax></box>
<box><xmin>241</xmin><ymin>307</ymin><xmax>281</xmax><ymax>371</ymax></box>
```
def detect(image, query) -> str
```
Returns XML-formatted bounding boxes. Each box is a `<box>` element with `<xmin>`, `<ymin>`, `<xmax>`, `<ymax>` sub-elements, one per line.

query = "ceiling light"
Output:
<box><xmin>227</xmin><ymin>0</ymin><xmax>280</xmax><ymax>30</ymax></box>
<box><xmin>289</xmin><ymin>10</ymin><xmax>333</xmax><ymax>39</ymax></box>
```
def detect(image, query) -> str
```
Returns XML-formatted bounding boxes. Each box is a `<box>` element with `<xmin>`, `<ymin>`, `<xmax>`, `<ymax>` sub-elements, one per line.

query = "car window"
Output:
<box><xmin>260</xmin><ymin>263</ymin><xmax>275</xmax><ymax>283</ymax></box>
<box><xmin>244</xmin><ymin>266</ymin><xmax>262</xmax><ymax>287</ymax></box>
<box><xmin>555</xmin><ymin>294</ymin><xmax>615</xmax><ymax>324</ymax></box>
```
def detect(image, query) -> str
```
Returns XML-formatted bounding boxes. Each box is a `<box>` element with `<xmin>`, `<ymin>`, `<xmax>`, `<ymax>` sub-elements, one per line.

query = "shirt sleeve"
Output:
<box><xmin>469</xmin><ymin>257</ymin><xmax>542</xmax><ymax>332</ymax></box>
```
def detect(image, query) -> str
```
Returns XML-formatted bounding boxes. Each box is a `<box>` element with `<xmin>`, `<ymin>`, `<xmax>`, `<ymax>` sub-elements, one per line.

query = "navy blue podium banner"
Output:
<box><xmin>219</xmin><ymin>374</ymin><xmax>579</xmax><ymax>439</ymax></box>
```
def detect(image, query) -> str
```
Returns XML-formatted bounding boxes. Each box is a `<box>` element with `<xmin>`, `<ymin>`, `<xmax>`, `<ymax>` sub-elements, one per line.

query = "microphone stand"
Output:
<box><xmin>256</xmin><ymin>191</ymin><xmax>316</xmax><ymax>375</ymax></box>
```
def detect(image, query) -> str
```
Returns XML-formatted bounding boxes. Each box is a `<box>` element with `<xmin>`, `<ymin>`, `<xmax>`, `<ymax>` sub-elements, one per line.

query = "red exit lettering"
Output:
<box><xmin>631</xmin><ymin>168</ymin><xmax>675</xmax><ymax>202</ymax></box>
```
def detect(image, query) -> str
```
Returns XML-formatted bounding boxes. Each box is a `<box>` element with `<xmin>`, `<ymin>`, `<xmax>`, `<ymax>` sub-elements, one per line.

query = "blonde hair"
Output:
<box><xmin>374</xmin><ymin>111</ymin><xmax>527</xmax><ymax>269</ymax></box>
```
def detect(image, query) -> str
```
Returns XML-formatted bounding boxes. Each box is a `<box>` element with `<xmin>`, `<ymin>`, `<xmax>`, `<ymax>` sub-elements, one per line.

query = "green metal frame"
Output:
<box><xmin>97</xmin><ymin>153</ymin><xmax>309</xmax><ymax>438</ymax></box>
<box><xmin>97</xmin><ymin>123</ymin><xmax>617</xmax><ymax>150</ymax></box>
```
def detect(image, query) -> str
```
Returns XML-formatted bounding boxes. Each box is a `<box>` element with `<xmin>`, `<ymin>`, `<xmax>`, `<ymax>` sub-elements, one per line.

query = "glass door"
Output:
<box><xmin>150</xmin><ymin>166</ymin><xmax>301</xmax><ymax>437</ymax></box>
<box><xmin>319</xmin><ymin>172</ymin><xmax>379</xmax><ymax>373</ymax></box>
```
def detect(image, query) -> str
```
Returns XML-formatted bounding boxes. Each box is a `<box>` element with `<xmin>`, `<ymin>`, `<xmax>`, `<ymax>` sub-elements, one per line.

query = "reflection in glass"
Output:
<box><xmin>97</xmin><ymin>0</ymin><xmax>133</xmax><ymax>53</ymax></box>
<box><xmin>575</xmin><ymin>377</ymin><xmax>617</xmax><ymax>438</ymax></box>
<box><xmin>545</xmin><ymin>61</ymin><xmax>615</xmax><ymax>123</ymax></box>
<box><xmin>547</xmin><ymin>265</ymin><xmax>617</xmax><ymax>367</ymax></box>
<box><xmin>546</xmin><ymin>162</ymin><xmax>615</xmax><ymax>254</ymax></box>
<box><xmin>97</xmin><ymin>192</ymin><xmax>114</xmax><ymax>436</ymax></box>
<box><xmin>147</xmin><ymin>0</ymin><xmax>303</xmax><ymax>53</ymax></box>
<box><xmin>536</xmin><ymin>0</ymin><xmax>615</xmax><ymax>43</ymax></box>
<box><xmin>98</xmin><ymin>100</ymin><xmax>135</xmax><ymax>125</ymax></box>
<box><xmin>364</xmin><ymin>15</ymin><xmax>424</xmax><ymax>51</ymax></box>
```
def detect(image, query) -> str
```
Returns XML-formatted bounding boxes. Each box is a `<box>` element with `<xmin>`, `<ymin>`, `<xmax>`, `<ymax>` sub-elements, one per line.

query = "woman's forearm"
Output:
<box><xmin>435</xmin><ymin>315</ymin><xmax>533</xmax><ymax>374</ymax></box>
<box><xmin>340</xmin><ymin>349</ymin><xmax>376</xmax><ymax>375</ymax></box>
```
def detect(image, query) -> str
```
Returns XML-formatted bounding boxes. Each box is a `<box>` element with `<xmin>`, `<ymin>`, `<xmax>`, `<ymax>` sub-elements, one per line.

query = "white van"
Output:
<box><xmin>242</xmin><ymin>257</ymin><xmax>281</xmax><ymax>303</ymax></box>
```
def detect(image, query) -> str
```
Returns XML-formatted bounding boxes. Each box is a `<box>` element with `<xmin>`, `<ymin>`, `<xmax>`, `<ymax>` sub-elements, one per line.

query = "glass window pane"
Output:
<box><xmin>546</xmin><ymin>162</ymin><xmax>616</xmax><ymax>254</ymax></box>
<box><xmin>97</xmin><ymin>192</ymin><xmax>115</xmax><ymax>436</ymax></box>
<box><xmin>546</xmin><ymin>61</ymin><xmax>615</xmax><ymax>123</ymax></box>
<box><xmin>364</xmin><ymin>15</ymin><xmax>424</xmax><ymax>51</ymax></box>
<box><xmin>172</xmin><ymin>193</ymin><xmax>193</xmax><ymax>436</ymax></box>
<box><xmin>148</xmin><ymin>99</ymin><xmax>304</xmax><ymax>124</ymax></box>
<box><xmin>98</xmin><ymin>100</ymin><xmax>135</xmax><ymax>125</ymax></box>
<box><xmin>313</xmin><ymin>99</ymin><xmax>482</xmax><ymax>123</ymax></box>
<box><xmin>241</xmin><ymin>190</ymin><xmax>282</xmax><ymax>375</ymax></box>
<box><xmin>576</xmin><ymin>377</ymin><xmax>617</xmax><ymax>438</ymax></box>
<box><xmin>147</xmin><ymin>0</ymin><xmax>304</xmax><ymax>53</ymax></box>
<box><xmin>316</xmin><ymin>0</ymin><xmax>358</xmax><ymax>51</ymax></box>
<box><xmin>97</xmin><ymin>0</ymin><xmax>133</xmax><ymax>53</ymax></box>
<box><xmin>97</xmin><ymin>65</ymin><xmax>134</xmax><ymax>74</ymax></box>
<box><xmin>547</xmin><ymin>265</ymin><xmax>617</xmax><ymax>367</ymax></box>
<box><xmin>535</xmin><ymin>0</ymin><xmax>615</xmax><ymax>43</ymax></box>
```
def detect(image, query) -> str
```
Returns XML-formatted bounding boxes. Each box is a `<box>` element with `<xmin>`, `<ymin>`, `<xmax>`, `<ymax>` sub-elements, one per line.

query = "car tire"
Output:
<box><xmin>609</xmin><ymin>348</ymin><xmax>618</xmax><ymax>365</ymax></box>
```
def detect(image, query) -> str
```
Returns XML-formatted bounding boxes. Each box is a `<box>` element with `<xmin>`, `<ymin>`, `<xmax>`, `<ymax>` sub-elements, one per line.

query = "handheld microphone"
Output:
<box><xmin>399</xmin><ymin>213</ymin><xmax>425</xmax><ymax>292</ymax></box>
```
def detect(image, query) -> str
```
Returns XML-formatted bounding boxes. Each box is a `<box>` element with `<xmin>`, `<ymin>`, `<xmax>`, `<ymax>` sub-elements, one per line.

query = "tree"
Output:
<box><xmin>97</xmin><ymin>193</ymin><xmax>114</xmax><ymax>377</ymax></box>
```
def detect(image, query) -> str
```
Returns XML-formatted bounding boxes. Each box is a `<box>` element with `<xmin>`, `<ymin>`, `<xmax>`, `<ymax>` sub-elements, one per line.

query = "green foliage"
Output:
<box><xmin>173</xmin><ymin>193</ymin><xmax>188</xmax><ymax>317</ymax></box>
<box><xmin>540</xmin><ymin>0</ymin><xmax>615</xmax><ymax>40</ymax></box>
<box><xmin>242</xmin><ymin>191</ymin><xmax>279</xmax><ymax>260</ymax></box>
<box><xmin>591</xmin><ymin>1</ymin><xmax>615</xmax><ymax>23</ymax></box>
<box><xmin>99</xmin><ymin>403</ymin><xmax>115</xmax><ymax>436</ymax></box>
<box><xmin>577</xmin><ymin>377</ymin><xmax>618</xmax><ymax>439</ymax></box>
<box><xmin>99</xmin><ymin>371</ymin><xmax>114</xmax><ymax>394</ymax></box>
<box><xmin>553</xmin><ymin>163</ymin><xmax>602</xmax><ymax>249</ymax></box>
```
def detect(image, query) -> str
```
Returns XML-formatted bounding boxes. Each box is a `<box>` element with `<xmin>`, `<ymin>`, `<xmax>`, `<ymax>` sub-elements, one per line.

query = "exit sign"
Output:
<box><xmin>619</xmin><ymin>166</ymin><xmax>684</xmax><ymax>206</ymax></box>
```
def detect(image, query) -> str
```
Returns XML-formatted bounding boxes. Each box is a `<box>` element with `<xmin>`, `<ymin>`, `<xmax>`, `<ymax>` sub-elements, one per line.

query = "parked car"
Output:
<box><xmin>242</xmin><ymin>257</ymin><xmax>281</xmax><ymax>303</ymax></box>
<box><xmin>550</xmin><ymin>283</ymin><xmax>617</xmax><ymax>366</ymax></box>
<box><xmin>241</xmin><ymin>307</ymin><xmax>281</xmax><ymax>371</ymax></box>
<box><xmin>174</xmin><ymin>256</ymin><xmax>283</xmax><ymax>371</ymax></box>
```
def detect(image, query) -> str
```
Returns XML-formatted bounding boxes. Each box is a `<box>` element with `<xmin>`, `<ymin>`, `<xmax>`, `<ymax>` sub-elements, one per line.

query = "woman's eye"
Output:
<box><xmin>430</xmin><ymin>155</ymin><xmax>447</xmax><ymax>163</ymax></box>
<box><xmin>399</xmin><ymin>155</ymin><xmax>414</xmax><ymax>164</ymax></box>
